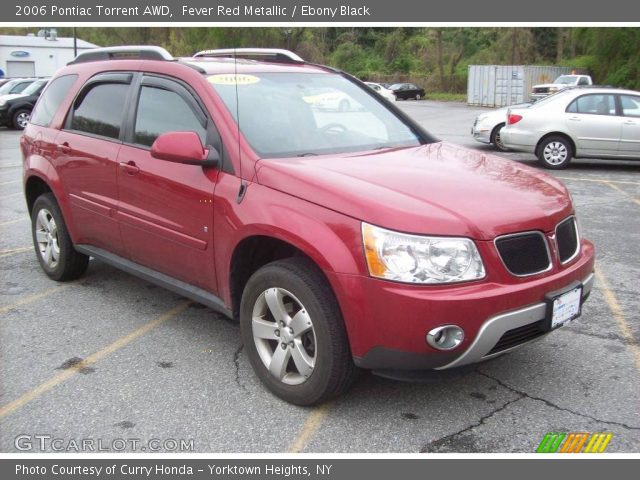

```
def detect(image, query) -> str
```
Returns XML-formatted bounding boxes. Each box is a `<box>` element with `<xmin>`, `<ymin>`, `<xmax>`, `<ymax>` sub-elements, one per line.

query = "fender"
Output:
<box><xmin>24</xmin><ymin>153</ymin><xmax>79</xmax><ymax>243</ymax></box>
<box><xmin>213</xmin><ymin>175</ymin><xmax>366</xmax><ymax>307</ymax></box>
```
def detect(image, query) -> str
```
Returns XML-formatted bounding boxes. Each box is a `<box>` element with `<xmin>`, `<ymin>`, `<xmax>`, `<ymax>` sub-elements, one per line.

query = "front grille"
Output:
<box><xmin>495</xmin><ymin>232</ymin><xmax>551</xmax><ymax>276</ymax></box>
<box><xmin>556</xmin><ymin>217</ymin><xmax>579</xmax><ymax>263</ymax></box>
<box><xmin>534</xmin><ymin>87</ymin><xmax>549</xmax><ymax>94</ymax></box>
<box><xmin>486</xmin><ymin>320</ymin><xmax>547</xmax><ymax>355</ymax></box>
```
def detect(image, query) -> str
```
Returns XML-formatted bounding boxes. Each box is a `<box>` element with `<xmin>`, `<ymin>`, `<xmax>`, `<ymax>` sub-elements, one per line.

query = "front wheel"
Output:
<box><xmin>537</xmin><ymin>135</ymin><xmax>573</xmax><ymax>169</ymax></box>
<box><xmin>240</xmin><ymin>258</ymin><xmax>355</xmax><ymax>405</ymax></box>
<box><xmin>415</xmin><ymin>94</ymin><xmax>421</xmax><ymax>100</ymax></box>
<box><xmin>490</xmin><ymin>123</ymin><xmax>509</xmax><ymax>152</ymax></box>
<box><xmin>12</xmin><ymin>109</ymin><xmax>30</xmax><ymax>130</ymax></box>
<box><xmin>31</xmin><ymin>193</ymin><xmax>89</xmax><ymax>281</ymax></box>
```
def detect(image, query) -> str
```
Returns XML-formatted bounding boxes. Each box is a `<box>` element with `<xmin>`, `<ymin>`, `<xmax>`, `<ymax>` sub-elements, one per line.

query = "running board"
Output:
<box><xmin>75</xmin><ymin>245</ymin><xmax>232</xmax><ymax>318</ymax></box>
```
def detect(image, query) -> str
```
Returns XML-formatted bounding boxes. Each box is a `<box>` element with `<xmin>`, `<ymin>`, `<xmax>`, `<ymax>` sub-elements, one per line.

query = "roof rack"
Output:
<box><xmin>68</xmin><ymin>46</ymin><xmax>174</xmax><ymax>65</ymax></box>
<box><xmin>192</xmin><ymin>48</ymin><xmax>304</xmax><ymax>64</ymax></box>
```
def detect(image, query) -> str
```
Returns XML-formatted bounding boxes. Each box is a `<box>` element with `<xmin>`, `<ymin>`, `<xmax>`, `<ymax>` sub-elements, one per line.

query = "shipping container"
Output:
<box><xmin>467</xmin><ymin>65</ymin><xmax>585</xmax><ymax>107</ymax></box>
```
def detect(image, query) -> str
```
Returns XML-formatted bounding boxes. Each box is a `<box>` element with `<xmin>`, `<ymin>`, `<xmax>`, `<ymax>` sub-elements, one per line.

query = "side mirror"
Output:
<box><xmin>150</xmin><ymin>131</ymin><xmax>219</xmax><ymax>167</ymax></box>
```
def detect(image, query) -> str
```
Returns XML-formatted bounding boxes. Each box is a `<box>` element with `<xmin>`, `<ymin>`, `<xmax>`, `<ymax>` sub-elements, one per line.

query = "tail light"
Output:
<box><xmin>508</xmin><ymin>114</ymin><xmax>523</xmax><ymax>125</ymax></box>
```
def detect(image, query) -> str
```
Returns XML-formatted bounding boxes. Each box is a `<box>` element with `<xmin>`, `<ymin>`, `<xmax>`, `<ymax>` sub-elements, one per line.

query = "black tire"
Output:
<box><xmin>240</xmin><ymin>257</ymin><xmax>355</xmax><ymax>405</ymax></box>
<box><xmin>31</xmin><ymin>193</ymin><xmax>89</xmax><ymax>281</ymax></box>
<box><xmin>490</xmin><ymin>123</ymin><xmax>509</xmax><ymax>152</ymax></box>
<box><xmin>12</xmin><ymin>109</ymin><xmax>31</xmax><ymax>130</ymax></box>
<box><xmin>536</xmin><ymin>135</ymin><xmax>573</xmax><ymax>169</ymax></box>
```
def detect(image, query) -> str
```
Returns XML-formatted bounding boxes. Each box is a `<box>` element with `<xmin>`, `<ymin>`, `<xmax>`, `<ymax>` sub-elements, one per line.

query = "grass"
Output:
<box><xmin>426</xmin><ymin>92</ymin><xmax>467</xmax><ymax>102</ymax></box>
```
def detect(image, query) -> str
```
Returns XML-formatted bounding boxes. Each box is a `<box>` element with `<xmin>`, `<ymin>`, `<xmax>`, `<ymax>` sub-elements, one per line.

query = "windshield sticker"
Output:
<box><xmin>207</xmin><ymin>74</ymin><xmax>260</xmax><ymax>86</ymax></box>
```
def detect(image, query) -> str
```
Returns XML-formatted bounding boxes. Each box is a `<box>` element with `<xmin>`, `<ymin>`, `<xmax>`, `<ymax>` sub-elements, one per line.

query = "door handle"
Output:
<box><xmin>56</xmin><ymin>142</ymin><xmax>71</xmax><ymax>154</ymax></box>
<box><xmin>568</xmin><ymin>116</ymin><xmax>581</xmax><ymax>122</ymax></box>
<box><xmin>623</xmin><ymin>120</ymin><xmax>637</xmax><ymax>125</ymax></box>
<box><xmin>119</xmin><ymin>161</ymin><xmax>140</xmax><ymax>175</ymax></box>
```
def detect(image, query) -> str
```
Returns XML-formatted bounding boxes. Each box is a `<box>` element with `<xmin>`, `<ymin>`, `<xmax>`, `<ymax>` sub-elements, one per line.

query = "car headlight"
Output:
<box><xmin>548</xmin><ymin>86</ymin><xmax>559</xmax><ymax>92</ymax></box>
<box><xmin>362</xmin><ymin>223</ymin><xmax>486</xmax><ymax>284</ymax></box>
<box><xmin>0</xmin><ymin>99</ymin><xmax>6</xmax><ymax>107</ymax></box>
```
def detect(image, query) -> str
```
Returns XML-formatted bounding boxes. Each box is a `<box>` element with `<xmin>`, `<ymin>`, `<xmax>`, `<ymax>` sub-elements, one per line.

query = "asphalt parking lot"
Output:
<box><xmin>1</xmin><ymin>100</ymin><xmax>639</xmax><ymax>453</ymax></box>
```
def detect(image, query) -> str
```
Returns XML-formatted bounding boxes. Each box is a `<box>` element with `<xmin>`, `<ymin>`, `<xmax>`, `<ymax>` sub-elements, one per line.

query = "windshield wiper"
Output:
<box><xmin>297</xmin><ymin>153</ymin><xmax>318</xmax><ymax>157</ymax></box>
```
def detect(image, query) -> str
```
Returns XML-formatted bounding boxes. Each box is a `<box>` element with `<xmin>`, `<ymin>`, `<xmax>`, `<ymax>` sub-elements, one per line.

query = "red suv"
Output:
<box><xmin>21</xmin><ymin>47</ymin><xmax>595</xmax><ymax>405</ymax></box>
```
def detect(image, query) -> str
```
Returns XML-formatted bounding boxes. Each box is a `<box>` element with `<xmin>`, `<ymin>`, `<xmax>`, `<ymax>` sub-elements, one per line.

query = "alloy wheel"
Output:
<box><xmin>251</xmin><ymin>287</ymin><xmax>316</xmax><ymax>385</ymax></box>
<box><xmin>35</xmin><ymin>208</ymin><xmax>60</xmax><ymax>269</ymax></box>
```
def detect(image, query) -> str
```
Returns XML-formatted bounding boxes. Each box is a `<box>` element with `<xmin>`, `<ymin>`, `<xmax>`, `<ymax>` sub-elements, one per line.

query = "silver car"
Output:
<box><xmin>501</xmin><ymin>87</ymin><xmax>640</xmax><ymax>169</ymax></box>
<box><xmin>471</xmin><ymin>103</ymin><xmax>531</xmax><ymax>151</ymax></box>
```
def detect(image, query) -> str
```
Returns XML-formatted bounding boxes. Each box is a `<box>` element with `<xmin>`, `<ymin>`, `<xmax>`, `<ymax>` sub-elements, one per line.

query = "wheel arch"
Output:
<box><xmin>535</xmin><ymin>132</ymin><xmax>577</xmax><ymax>158</ymax></box>
<box><xmin>227</xmin><ymin>232</ymin><xmax>352</xmax><ymax>321</ymax></box>
<box><xmin>25</xmin><ymin>175</ymin><xmax>53</xmax><ymax>216</ymax></box>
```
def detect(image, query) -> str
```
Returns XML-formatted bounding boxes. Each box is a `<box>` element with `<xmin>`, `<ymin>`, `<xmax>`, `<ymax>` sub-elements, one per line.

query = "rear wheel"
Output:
<box><xmin>490</xmin><ymin>123</ymin><xmax>508</xmax><ymax>152</ymax></box>
<box><xmin>537</xmin><ymin>135</ymin><xmax>573</xmax><ymax>169</ymax></box>
<box><xmin>31</xmin><ymin>193</ymin><xmax>89</xmax><ymax>281</ymax></box>
<box><xmin>240</xmin><ymin>257</ymin><xmax>355</xmax><ymax>405</ymax></box>
<box><xmin>415</xmin><ymin>93</ymin><xmax>421</xmax><ymax>100</ymax></box>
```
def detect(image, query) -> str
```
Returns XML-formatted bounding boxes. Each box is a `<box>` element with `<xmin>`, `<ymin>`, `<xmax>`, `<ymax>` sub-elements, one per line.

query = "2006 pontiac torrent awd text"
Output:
<box><xmin>21</xmin><ymin>46</ymin><xmax>595</xmax><ymax>405</ymax></box>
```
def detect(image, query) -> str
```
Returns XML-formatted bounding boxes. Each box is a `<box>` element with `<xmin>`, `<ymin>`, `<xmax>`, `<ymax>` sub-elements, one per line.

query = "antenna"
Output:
<box><xmin>234</xmin><ymin>46</ymin><xmax>247</xmax><ymax>203</ymax></box>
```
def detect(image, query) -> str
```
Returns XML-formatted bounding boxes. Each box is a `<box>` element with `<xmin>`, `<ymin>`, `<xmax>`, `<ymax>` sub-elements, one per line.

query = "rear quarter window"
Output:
<box><xmin>30</xmin><ymin>75</ymin><xmax>78</xmax><ymax>127</ymax></box>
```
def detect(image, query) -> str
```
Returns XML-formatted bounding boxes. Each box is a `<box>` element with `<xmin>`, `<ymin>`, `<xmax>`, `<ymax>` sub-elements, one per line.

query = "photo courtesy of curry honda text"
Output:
<box><xmin>21</xmin><ymin>46</ymin><xmax>595</xmax><ymax>405</ymax></box>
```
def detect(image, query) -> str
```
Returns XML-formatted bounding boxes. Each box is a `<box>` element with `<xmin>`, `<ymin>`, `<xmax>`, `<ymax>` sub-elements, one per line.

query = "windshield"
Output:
<box><xmin>209</xmin><ymin>72</ymin><xmax>420</xmax><ymax>158</ymax></box>
<box><xmin>0</xmin><ymin>80</ymin><xmax>21</xmax><ymax>95</ymax></box>
<box><xmin>555</xmin><ymin>75</ymin><xmax>578</xmax><ymax>85</ymax></box>
<box><xmin>21</xmin><ymin>80</ymin><xmax>47</xmax><ymax>96</ymax></box>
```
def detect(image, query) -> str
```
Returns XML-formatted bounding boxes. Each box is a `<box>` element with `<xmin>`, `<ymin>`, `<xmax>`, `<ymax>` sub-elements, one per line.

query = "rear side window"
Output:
<box><xmin>133</xmin><ymin>86</ymin><xmax>206</xmax><ymax>147</ymax></box>
<box><xmin>566</xmin><ymin>94</ymin><xmax>616</xmax><ymax>115</ymax></box>
<box><xmin>70</xmin><ymin>83</ymin><xmax>129</xmax><ymax>139</ymax></box>
<box><xmin>30</xmin><ymin>75</ymin><xmax>77</xmax><ymax>127</ymax></box>
<box><xmin>620</xmin><ymin>95</ymin><xmax>640</xmax><ymax>118</ymax></box>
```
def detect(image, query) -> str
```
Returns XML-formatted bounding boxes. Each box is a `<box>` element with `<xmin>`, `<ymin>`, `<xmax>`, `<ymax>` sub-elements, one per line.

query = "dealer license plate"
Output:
<box><xmin>550</xmin><ymin>286</ymin><xmax>582</xmax><ymax>329</ymax></box>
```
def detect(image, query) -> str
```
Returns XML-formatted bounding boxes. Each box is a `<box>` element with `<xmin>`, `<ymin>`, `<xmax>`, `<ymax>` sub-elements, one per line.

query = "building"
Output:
<box><xmin>0</xmin><ymin>31</ymin><xmax>98</xmax><ymax>78</ymax></box>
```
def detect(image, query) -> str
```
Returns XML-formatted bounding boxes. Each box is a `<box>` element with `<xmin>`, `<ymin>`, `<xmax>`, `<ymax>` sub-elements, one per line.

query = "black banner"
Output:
<box><xmin>4</xmin><ymin>459</ymin><xmax>640</xmax><ymax>480</ymax></box>
<box><xmin>6</xmin><ymin>0</ymin><xmax>640</xmax><ymax>22</ymax></box>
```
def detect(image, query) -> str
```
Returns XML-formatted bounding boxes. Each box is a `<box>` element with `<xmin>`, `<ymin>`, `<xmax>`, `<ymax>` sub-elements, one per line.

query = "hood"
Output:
<box><xmin>0</xmin><ymin>93</ymin><xmax>24</xmax><ymax>103</ymax></box>
<box><xmin>255</xmin><ymin>143</ymin><xmax>573</xmax><ymax>240</ymax></box>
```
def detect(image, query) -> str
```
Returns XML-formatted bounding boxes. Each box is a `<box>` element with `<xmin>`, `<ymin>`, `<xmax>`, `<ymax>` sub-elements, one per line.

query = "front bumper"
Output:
<box><xmin>436</xmin><ymin>272</ymin><xmax>593</xmax><ymax>369</ymax></box>
<box><xmin>531</xmin><ymin>93</ymin><xmax>550</xmax><ymax>100</ymax></box>
<box><xmin>327</xmin><ymin>239</ymin><xmax>595</xmax><ymax>371</ymax></box>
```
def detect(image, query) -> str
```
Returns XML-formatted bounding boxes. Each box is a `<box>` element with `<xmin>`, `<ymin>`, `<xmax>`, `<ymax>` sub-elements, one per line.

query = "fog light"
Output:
<box><xmin>426</xmin><ymin>325</ymin><xmax>464</xmax><ymax>350</ymax></box>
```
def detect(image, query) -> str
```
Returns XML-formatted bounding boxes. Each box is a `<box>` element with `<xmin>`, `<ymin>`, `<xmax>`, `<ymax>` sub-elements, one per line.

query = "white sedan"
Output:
<box><xmin>364</xmin><ymin>82</ymin><xmax>396</xmax><ymax>102</ymax></box>
<box><xmin>471</xmin><ymin>103</ymin><xmax>531</xmax><ymax>151</ymax></box>
<box><xmin>501</xmin><ymin>87</ymin><xmax>640</xmax><ymax>169</ymax></box>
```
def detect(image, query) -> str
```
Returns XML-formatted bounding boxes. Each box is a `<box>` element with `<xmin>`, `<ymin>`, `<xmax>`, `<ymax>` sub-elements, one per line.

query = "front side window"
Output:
<box><xmin>70</xmin><ymin>83</ymin><xmax>129</xmax><ymax>139</ymax></box>
<box><xmin>31</xmin><ymin>75</ymin><xmax>77</xmax><ymax>127</ymax></box>
<box><xmin>210</xmin><ymin>72</ymin><xmax>420</xmax><ymax>158</ymax></box>
<box><xmin>133</xmin><ymin>86</ymin><xmax>207</xmax><ymax>147</ymax></box>
<box><xmin>566</xmin><ymin>94</ymin><xmax>616</xmax><ymax>115</ymax></box>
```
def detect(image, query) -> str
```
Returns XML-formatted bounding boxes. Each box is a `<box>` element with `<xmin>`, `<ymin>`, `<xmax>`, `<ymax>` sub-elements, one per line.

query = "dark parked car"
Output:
<box><xmin>390</xmin><ymin>82</ymin><xmax>425</xmax><ymax>100</ymax></box>
<box><xmin>0</xmin><ymin>78</ymin><xmax>49</xmax><ymax>129</ymax></box>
